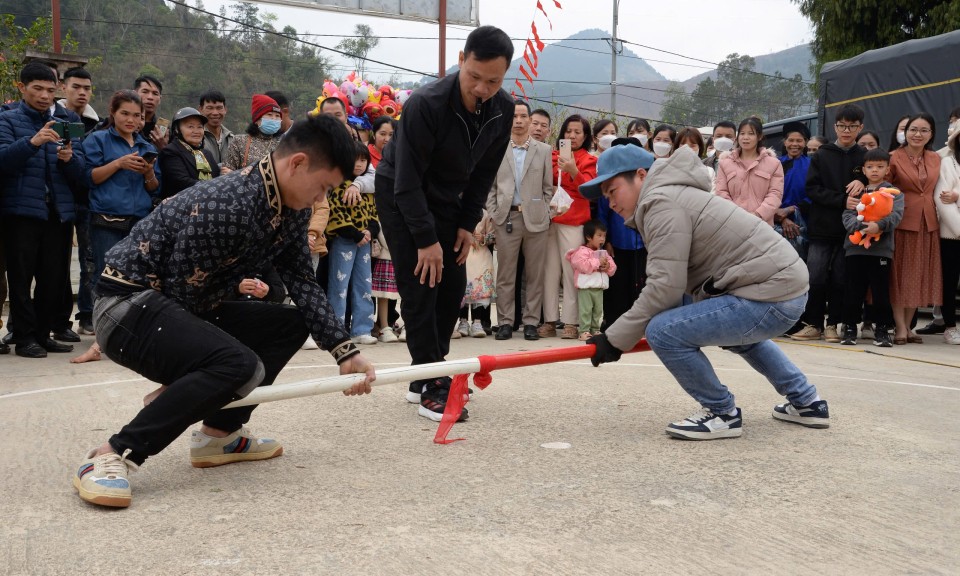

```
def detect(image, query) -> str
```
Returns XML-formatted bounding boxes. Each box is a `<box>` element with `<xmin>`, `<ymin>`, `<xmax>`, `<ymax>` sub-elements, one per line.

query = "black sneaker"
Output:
<box><xmin>407</xmin><ymin>376</ymin><xmax>460</xmax><ymax>404</ymax></box>
<box><xmin>665</xmin><ymin>407</ymin><xmax>742</xmax><ymax>440</ymax></box>
<box><xmin>840</xmin><ymin>325</ymin><xmax>857</xmax><ymax>345</ymax></box>
<box><xmin>419</xmin><ymin>379</ymin><xmax>469</xmax><ymax>422</ymax></box>
<box><xmin>873</xmin><ymin>327</ymin><xmax>892</xmax><ymax>348</ymax></box>
<box><xmin>772</xmin><ymin>400</ymin><xmax>830</xmax><ymax>428</ymax></box>
<box><xmin>916</xmin><ymin>321</ymin><xmax>945</xmax><ymax>335</ymax></box>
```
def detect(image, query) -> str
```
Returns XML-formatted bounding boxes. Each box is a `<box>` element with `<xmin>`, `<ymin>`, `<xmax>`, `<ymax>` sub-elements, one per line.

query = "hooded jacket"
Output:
<box><xmin>0</xmin><ymin>100</ymin><xmax>86</xmax><ymax>222</ymax></box>
<box><xmin>376</xmin><ymin>74</ymin><xmax>513</xmax><ymax>248</ymax></box>
<box><xmin>603</xmin><ymin>147</ymin><xmax>809</xmax><ymax>352</ymax></box>
<box><xmin>804</xmin><ymin>142</ymin><xmax>866</xmax><ymax>241</ymax></box>
<box><xmin>714</xmin><ymin>147</ymin><xmax>784</xmax><ymax>226</ymax></box>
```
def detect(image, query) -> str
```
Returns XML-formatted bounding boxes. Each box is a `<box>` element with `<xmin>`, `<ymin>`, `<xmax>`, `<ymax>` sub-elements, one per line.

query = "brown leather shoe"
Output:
<box><xmin>561</xmin><ymin>325</ymin><xmax>579</xmax><ymax>339</ymax></box>
<box><xmin>537</xmin><ymin>323</ymin><xmax>557</xmax><ymax>338</ymax></box>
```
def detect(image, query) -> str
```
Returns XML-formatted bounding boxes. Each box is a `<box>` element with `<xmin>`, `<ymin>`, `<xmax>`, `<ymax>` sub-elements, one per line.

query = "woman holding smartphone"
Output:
<box><xmin>73</xmin><ymin>90</ymin><xmax>160</xmax><ymax>363</ymax></box>
<box><xmin>540</xmin><ymin>114</ymin><xmax>598</xmax><ymax>339</ymax></box>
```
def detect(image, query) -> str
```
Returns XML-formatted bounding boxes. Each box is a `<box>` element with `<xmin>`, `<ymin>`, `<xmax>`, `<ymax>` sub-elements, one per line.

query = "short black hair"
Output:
<box><xmin>514</xmin><ymin>99</ymin><xmax>531</xmax><ymax>115</ymax></box>
<box><xmin>62</xmin><ymin>66</ymin><xmax>91</xmax><ymax>82</ymax></box>
<box><xmin>583</xmin><ymin>219</ymin><xmax>608</xmax><ymax>241</ymax></box>
<box><xmin>355</xmin><ymin>139</ymin><xmax>371</xmax><ymax>164</ymax></box>
<box><xmin>264</xmin><ymin>90</ymin><xmax>289</xmax><ymax>109</ymax></box>
<box><xmin>530</xmin><ymin>108</ymin><xmax>551</xmax><ymax>122</ymax></box>
<box><xmin>199</xmin><ymin>89</ymin><xmax>226</xmax><ymax>107</ymax></box>
<box><xmin>20</xmin><ymin>62</ymin><xmax>58</xmax><ymax>85</ymax></box>
<box><xmin>275</xmin><ymin>114</ymin><xmax>356</xmax><ymax>179</ymax></box>
<box><xmin>863</xmin><ymin>148</ymin><xmax>890</xmax><ymax>164</ymax></box>
<box><xmin>713</xmin><ymin>121</ymin><xmax>736</xmax><ymax>134</ymax></box>
<box><xmin>835</xmin><ymin>103</ymin><xmax>864</xmax><ymax>124</ymax></box>
<box><xmin>134</xmin><ymin>75</ymin><xmax>163</xmax><ymax>94</ymax></box>
<box><xmin>463</xmin><ymin>25</ymin><xmax>514</xmax><ymax>64</ymax></box>
<box><xmin>320</xmin><ymin>97</ymin><xmax>346</xmax><ymax>113</ymax></box>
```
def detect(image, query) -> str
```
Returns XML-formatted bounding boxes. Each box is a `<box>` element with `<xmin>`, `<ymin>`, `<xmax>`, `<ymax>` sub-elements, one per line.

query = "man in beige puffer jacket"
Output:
<box><xmin>579</xmin><ymin>144</ymin><xmax>830</xmax><ymax>440</ymax></box>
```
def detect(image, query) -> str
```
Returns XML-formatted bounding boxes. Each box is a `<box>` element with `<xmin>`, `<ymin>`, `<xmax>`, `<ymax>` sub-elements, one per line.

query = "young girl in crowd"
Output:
<box><xmin>224</xmin><ymin>94</ymin><xmax>283</xmax><ymax>170</ymax></box>
<box><xmin>715</xmin><ymin>116</ymin><xmax>784</xmax><ymax>226</ymax></box>
<box><xmin>367</xmin><ymin>116</ymin><xmax>395</xmax><ymax>168</ymax></box>
<box><xmin>626</xmin><ymin>118</ymin><xmax>651</xmax><ymax>148</ymax></box>
<box><xmin>325</xmin><ymin>142</ymin><xmax>379</xmax><ymax>345</ymax></box>
<box><xmin>650</xmin><ymin>124</ymin><xmax>677</xmax><ymax>159</ymax></box>
<box><xmin>367</xmin><ymin>116</ymin><xmax>402</xmax><ymax>342</ymax></box>
<box><xmin>456</xmin><ymin>212</ymin><xmax>496</xmax><ymax>339</ymax></box>
<box><xmin>566</xmin><ymin>220</ymin><xmax>617</xmax><ymax>341</ymax></box>
<box><xmin>934</xmin><ymin>122</ymin><xmax>960</xmax><ymax>344</ymax></box>
<box><xmin>592</xmin><ymin>119</ymin><xmax>618</xmax><ymax>156</ymax></box>
<box><xmin>857</xmin><ymin>130</ymin><xmax>881</xmax><ymax>151</ymax></box>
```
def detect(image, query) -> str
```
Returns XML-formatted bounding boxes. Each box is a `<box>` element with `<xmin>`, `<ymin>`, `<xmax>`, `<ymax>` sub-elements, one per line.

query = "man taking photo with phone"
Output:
<box><xmin>0</xmin><ymin>62</ymin><xmax>86</xmax><ymax>358</ymax></box>
<box><xmin>375</xmin><ymin>26</ymin><xmax>514</xmax><ymax>422</ymax></box>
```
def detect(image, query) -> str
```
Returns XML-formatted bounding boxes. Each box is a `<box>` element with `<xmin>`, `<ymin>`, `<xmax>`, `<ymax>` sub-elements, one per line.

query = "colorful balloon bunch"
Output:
<box><xmin>309</xmin><ymin>71</ymin><xmax>413</xmax><ymax>130</ymax></box>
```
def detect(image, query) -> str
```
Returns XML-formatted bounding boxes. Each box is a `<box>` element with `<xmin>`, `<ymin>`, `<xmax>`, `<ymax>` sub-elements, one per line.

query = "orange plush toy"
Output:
<box><xmin>849</xmin><ymin>187</ymin><xmax>901</xmax><ymax>248</ymax></box>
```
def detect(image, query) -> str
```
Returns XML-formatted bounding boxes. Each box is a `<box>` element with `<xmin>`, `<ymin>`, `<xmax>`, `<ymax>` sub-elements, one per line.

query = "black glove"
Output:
<box><xmin>587</xmin><ymin>333</ymin><xmax>623</xmax><ymax>367</ymax></box>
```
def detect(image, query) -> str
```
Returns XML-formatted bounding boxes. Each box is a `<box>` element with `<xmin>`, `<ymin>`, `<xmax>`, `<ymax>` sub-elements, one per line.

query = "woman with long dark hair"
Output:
<box><xmin>715</xmin><ymin>117</ymin><xmax>784</xmax><ymax>226</ymax></box>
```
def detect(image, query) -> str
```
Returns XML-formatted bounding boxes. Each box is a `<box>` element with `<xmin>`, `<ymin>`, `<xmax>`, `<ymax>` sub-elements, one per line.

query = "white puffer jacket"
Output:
<box><xmin>934</xmin><ymin>129</ymin><xmax>960</xmax><ymax>240</ymax></box>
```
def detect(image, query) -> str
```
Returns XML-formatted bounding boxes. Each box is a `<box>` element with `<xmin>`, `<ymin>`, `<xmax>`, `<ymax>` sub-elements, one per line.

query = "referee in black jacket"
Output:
<box><xmin>375</xmin><ymin>26</ymin><xmax>514</xmax><ymax>422</ymax></box>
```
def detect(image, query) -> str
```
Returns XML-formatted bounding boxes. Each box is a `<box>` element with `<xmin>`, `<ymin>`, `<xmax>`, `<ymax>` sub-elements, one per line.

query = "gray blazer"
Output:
<box><xmin>486</xmin><ymin>138</ymin><xmax>555</xmax><ymax>232</ymax></box>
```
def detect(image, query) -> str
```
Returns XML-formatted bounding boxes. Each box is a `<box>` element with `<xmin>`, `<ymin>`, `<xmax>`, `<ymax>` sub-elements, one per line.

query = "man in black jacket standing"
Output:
<box><xmin>375</xmin><ymin>26</ymin><xmax>514</xmax><ymax>422</ymax></box>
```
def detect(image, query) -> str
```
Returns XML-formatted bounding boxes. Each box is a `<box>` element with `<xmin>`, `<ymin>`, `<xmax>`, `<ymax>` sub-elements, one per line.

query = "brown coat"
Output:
<box><xmin>889</xmin><ymin>148</ymin><xmax>941</xmax><ymax>232</ymax></box>
<box><xmin>308</xmin><ymin>198</ymin><xmax>330</xmax><ymax>256</ymax></box>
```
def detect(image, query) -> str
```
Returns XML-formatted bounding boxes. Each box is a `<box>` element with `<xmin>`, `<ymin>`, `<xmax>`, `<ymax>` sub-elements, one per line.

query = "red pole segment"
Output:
<box><xmin>52</xmin><ymin>0</ymin><xmax>62</xmax><ymax>54</ymax></box>
<box><xmin>438</xmin><ymin>0</ymin><xmax>447</xmax><ymax>78</ymax></box>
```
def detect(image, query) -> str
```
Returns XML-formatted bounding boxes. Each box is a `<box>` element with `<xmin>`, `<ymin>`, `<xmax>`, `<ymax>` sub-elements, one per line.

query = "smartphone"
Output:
<box><xmin>155</xmin><ymin>117</ymin><xmax>170</xmax><ymax>136</ymax></box>
<box><xmin>141</xmin><ymin>151</ymin><xmax>159</xmax><ymax>163</ymax></box>
<box><xmin>51</xmin><ymin>121</ymin><xmax>86</xmax><ymax>141</ymax></box>
<box><xmin>559</xmin><ymin>138</ymin><xmax>572</xmax><ymax>161</ymax></box>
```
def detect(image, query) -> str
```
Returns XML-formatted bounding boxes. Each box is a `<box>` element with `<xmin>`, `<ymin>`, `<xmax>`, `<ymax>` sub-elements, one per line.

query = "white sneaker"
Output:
<box><xmin>301</xmin><ymin>336</ymin><xmax>319</xmax><ymax>350</ymax></box>
<box><xmin>469</xmin><ymin>320</ymin><xmax>486</xmax><ymax>338</ymax></box>
<box><xmin>945</xmin><ymin>327</ymin><xmax>960</xmax><ymax>345</ymax></box>
<box><xmin>351</xmin><ymin>334</ymin><xmax>378</xmax><ymax>345</ymax></box>
<box><xmin>457</xmin><ymin>319</ymin><xmax>470</xmax><ymax>337</ymax></box>
<box><xmin>378</xmin><ymin>326</ymin><xmax>399</xmax><ymax>343</ymax></box>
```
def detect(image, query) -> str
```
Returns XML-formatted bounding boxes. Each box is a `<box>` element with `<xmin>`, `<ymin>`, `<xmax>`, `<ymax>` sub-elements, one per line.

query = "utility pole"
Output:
<box><xmin>52</xmin><ymin>0</ymin><xmax>62</xmax><ymax>53</ymax></box>
<box><xmin>610</xmin><ymin>0</ymin><xmax>618</xmax><ymax>115</ymax></box>
<box><xmin>439</xmin><ymin>0</ymin><xmax>447</xmax><ymax>77</ymax></box>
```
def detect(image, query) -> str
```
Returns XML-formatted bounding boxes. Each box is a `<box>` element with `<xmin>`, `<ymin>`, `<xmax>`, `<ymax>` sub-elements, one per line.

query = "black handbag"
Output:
<box><xmin>91</xmin><ymin>212</ymin><xmax>136</xmax><ymax>234</ymax></box>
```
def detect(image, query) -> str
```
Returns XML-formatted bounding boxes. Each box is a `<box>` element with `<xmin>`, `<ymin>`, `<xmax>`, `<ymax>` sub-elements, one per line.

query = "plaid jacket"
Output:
<box><xmin>101</xmin><ymin>155</ymin><xmax>357</xmax><ymax>362</ymax></box>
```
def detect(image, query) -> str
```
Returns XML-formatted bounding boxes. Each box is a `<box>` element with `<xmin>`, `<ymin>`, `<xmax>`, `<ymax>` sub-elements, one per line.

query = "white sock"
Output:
<box><xmin>190</xmin><ymin>429</ymin><xmax>216</xmax><ymax>447</ymax></box>
<box><xmin>724</xmin><ymin>408</ymin><xmax>739</xmax><ymax>417</ymax></box>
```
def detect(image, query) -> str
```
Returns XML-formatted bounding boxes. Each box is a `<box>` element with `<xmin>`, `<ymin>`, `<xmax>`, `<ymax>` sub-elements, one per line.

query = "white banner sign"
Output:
<box><xmin>249</xmin><ymin>0</ymin><xmax>479</xmax><ymax>26</ymax></box>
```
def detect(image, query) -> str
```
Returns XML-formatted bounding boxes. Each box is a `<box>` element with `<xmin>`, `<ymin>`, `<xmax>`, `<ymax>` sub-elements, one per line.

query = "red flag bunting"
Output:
<box><xmin>536</xmin><ymin>0</ymin><xmax>553</xmax><ymax>29</ymax></box>
<box><xmin>520</xmin><ymin>64</ymin><xmax>535</xmax><ymax>85</ymax></box>
<box><xmin>515</xmin><ymin>79</ymin><xmax>528</xmax><ymax>99</ymax></box>
<box><xmin>553</xmin><ymin>0</ymin><xmax>563</xmax><ymax>7</ymax></box>
<box><xmin>523</xmin><ymin>50</ymin><xmax>538</xmax><ymax>77</ymax></box>
<box><xmin>531</xmin><ymin>22</ymin><xmax>546</xmax><ymax>52</ymax></box>
<box><xmin>526</xmin><ymin>38</ymin><xmax>540</xmax><ymax>67</ymax></box>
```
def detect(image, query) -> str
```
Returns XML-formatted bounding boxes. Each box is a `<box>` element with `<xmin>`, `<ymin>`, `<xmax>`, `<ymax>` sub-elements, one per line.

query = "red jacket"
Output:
<box><xmin>551</xmin><ymin>147</ymin><xmax>596</xmax><ymax>226</ymax></box>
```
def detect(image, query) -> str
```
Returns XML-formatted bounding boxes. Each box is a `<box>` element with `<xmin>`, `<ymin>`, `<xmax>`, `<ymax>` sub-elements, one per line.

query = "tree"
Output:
<box><xmin>336</xmin><ymin>24</ymin><xmax>380</xmax><ymax>79</ymax></box>
<box><xmin>0</xmin><ymin>15</ymin><xmax>78</xmax><ymax>103</ymax></box>
<box><xmin>659</xmin><ymin>82</ymin><xmax>696</xmax><ymax>126</ymax></box>
<box><xmin>794</xmin><ymin>0</ymin><xmax>960</xmax><ymax>82</ymax></box>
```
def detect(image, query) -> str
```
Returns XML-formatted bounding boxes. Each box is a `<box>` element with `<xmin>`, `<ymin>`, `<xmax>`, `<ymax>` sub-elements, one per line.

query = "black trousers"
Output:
<box><xmin>2</xmin><ymin>215</ymin><xmax>72</xmax><ymax>344</ymax></box>
<box><xmin>602</xmin><ymin>247</ymin><xmax>647</xmax><ymax>329</ymax></box>
<box><xmin>940</xmin><ymin>238</ymin><xmax>960</xmax><ymax>327</ymax></box>
<box><xmin>97</xmin><ymin>291</ymin><xmax>307</xmax><ymax>465</ymax></box>
<box><xmin>375</xmin><ymin>175</ymin><xmax>465</xmax><ymax>383</ymax></box>
<box><xmin>801</xmin><ymin>239</ymin><xmax>846</xmax><ymax>329</ymax></box>
<box><xmin>842</xmin><ymin>255</ymin><xmax>893</xmax><ymax>329</ymax></box>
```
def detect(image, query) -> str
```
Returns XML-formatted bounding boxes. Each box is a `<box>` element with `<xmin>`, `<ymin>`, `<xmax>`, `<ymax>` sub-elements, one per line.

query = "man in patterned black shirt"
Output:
<box><xmin>72</xmin><ymin>115</ymin><xmax>376</xmax><ymax>508</ymax></box>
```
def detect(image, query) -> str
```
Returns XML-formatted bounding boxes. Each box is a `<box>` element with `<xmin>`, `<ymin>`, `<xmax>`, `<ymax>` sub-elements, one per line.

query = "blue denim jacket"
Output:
<box><xmin>82</xmin><ymin>127</ymin><xmax>159</xmax><ymax>217</ymax></box>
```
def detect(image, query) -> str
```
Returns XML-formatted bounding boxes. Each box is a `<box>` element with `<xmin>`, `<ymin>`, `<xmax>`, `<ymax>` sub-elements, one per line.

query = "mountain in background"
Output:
<box><xmin>429</xmin><ymin>30</ymin><xmax>814</xmax><ymax>124</ymax></box>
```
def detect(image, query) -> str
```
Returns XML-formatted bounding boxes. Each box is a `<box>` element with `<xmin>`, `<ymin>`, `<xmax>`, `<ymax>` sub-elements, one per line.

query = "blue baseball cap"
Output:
<box><xmin>579</xmin><ymin>143</ymin><xmax>655</xmax><ymax>200</ymax></box>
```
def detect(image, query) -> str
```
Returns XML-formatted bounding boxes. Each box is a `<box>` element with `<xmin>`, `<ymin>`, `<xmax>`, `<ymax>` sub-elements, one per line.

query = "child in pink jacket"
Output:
<box><xmin>566</xmin><ymin>220</ymin><xmax>617</xmax><ymax>340</ymax></box>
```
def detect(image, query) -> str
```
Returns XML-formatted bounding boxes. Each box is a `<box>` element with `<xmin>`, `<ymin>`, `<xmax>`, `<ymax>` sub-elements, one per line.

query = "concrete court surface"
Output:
<box><xmin>1</xmin><ymin>327</ymin><xmax>958</xmax><ymax>575</ymax></box>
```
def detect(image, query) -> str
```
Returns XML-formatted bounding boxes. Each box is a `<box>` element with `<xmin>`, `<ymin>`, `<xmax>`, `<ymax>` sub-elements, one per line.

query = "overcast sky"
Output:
<box><xmin>202</xmin><ymin>0</ymin><xmax>814</xmax><ymax>82</ymax></box>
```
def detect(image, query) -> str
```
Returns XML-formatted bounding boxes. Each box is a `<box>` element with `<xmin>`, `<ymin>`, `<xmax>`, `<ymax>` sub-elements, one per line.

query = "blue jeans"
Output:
<box><xmin>327</xmin><ymin>236</ymin><xmax>374</xmax><ymax>338</ymax></box>
<box><xmin>89</xmin><ymin>225</ymin><xmax>131</xmax><ymax>291</ymax></box>
<box><xmin>644</xmin><ymin>293</ymin><xmax>818</xmax><ymax>414</ymax></box>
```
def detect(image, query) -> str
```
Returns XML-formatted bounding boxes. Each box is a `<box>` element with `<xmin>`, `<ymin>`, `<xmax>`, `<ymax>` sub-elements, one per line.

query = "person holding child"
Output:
<box><xmin>326</xmin><ymin>141</ymin><xmax>380</xmax><ymax>345</ymax></box>
<box><xmin>566</xmin><ymin>220</ymin><xmax>617</xmax><ymax>340</ymax></box>
<box><xmin>839</xmin><ymin>148</ymin><xmax>903</xmax><ymax>347</ymax></box>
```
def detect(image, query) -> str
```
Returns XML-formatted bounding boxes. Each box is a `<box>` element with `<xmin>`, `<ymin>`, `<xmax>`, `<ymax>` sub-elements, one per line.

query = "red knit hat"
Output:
<box><xmin>251</xmin><ymin>94</ymin><xmax>281</xmax><ymax>123</ymax></box>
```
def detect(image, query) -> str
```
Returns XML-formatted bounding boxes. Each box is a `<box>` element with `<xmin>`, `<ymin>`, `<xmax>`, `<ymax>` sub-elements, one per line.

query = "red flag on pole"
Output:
<box><xmin>536</xmin><ymin>0</ymin><xmax>553</xmax><ymax>29</ymax></box>
<box><xmin>514</xmin><ymin>79</ymin><xmax>528</xmax><ymax>99</ymax></box>
<box><xmin>520</xmin><ymin>64</ymin><xmax>535</xmax><ymax>85</ymax></box>
<box><xmin>523</xmin><ymin>50</ymin><xmax>539</xmax><ymax>77</ymax></box>
<box><xmin>526</xmin><ymin>38</ymin><xmax>539</xmax><ymax>67</ymax></box>
<box><xmin>553</xmin><ymin>0</ymin><xmax>563</xmax><ymax>8</ymax></box>
<box><xmin>531</xmin><ymin>22</ymin><xmax>546</xmax><ymax>52</ymax></box>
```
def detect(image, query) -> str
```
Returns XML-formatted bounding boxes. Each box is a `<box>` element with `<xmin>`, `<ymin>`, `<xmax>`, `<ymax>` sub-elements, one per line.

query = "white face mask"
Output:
<box><xmin>896</xmin><ymin>130</ymin><xmax>906</xmax><ymax>145</ymax></box>
<box><xmin>598</xmin><ymin>134</ymin><xmax>617</xmax><ymax>151</ymax></box>
<box><xmin>713</xmin><ymin>137</ymin><xmax>735</xmax><ymax>152</ymax></box>
<box><xmin>652</xmin><ymin>141</ymin><xmax>673</xmax><ymax>157</ymax></box>
<box><xmin>637</xmin><ymin>133</ymin><xmax>649</xmax><ymax>147</ymax></box>
<box><xmin>706</xmin><ymin>149</ymin><xmax>716</xmax><ymax>158</ymax></box>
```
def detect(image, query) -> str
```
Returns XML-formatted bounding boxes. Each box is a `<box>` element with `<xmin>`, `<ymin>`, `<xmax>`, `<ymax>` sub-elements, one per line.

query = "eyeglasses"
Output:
<box><xmin>835</xmin><ymin>123</ymin><xmax>862</xmax><ymax>132</ymax></box>
<box><xmin>907</xmin><ymin>127</ymin><xmax>932</xmax><ymax>135</ymax></box>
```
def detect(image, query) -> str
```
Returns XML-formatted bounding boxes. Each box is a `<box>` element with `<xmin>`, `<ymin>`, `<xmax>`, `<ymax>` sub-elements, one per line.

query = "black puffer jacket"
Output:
<box><xmin>804</xmin><ymin>142</ymin><xmax>866</xmax><ymax>241</ymax></box>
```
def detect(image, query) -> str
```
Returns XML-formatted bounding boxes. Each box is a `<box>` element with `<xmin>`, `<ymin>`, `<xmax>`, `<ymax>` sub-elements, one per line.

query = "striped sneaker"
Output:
<box><xmin>73</xmin><ymin>448</ymin><xmax>138</xmax><ymax>508</ymax></box>
<box><xmin>189</xmin><ymin>427</ymin><xmax>283</xmax><ymax>468</ymax></box>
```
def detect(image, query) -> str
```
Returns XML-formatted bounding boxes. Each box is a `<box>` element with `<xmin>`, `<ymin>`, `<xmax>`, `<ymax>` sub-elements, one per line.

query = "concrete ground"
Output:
<box><xmin>1</xmin><ymin>314</ymin><xmax>958</xmax><ymax>575</ymax></box>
